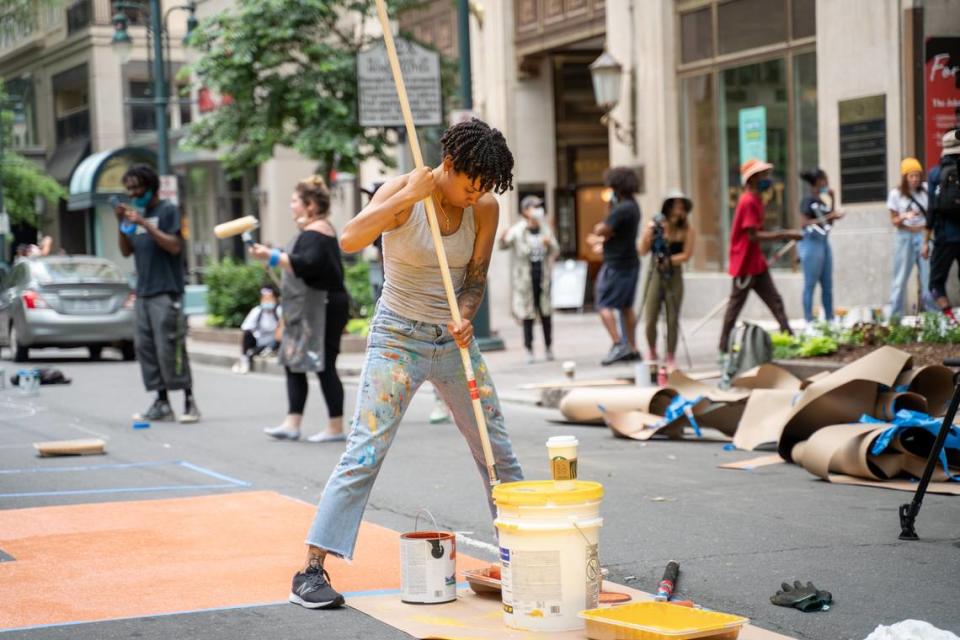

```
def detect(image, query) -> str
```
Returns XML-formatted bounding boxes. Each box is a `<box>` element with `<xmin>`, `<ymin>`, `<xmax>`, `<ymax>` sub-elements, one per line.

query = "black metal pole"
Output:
<box><xmin>149</xmin><ymin>0</ymin><xmax>169</xmax><ymax>174</ymax></box>
<box><xmin>899</xmin><ymin>358</ymin><xmax>960</xmax><ymax>540</ymax></box>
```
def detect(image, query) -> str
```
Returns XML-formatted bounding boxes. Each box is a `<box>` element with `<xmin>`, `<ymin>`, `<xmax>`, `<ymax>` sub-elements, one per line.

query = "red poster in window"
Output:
<box><xmin>925</xmin><ymin>38</ymin><xmax>960</xmax><ymax>171</ymax></box>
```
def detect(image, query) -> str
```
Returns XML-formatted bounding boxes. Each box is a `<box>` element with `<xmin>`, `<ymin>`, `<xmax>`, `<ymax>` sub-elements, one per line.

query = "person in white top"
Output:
<box><xmin>233</xmin><ymin>287</ymin><xmax>282</xmax><ymax>374</ymax></box>
<box><xmin>887</xmin><ymin>157</ymin><xmax>936</xmax><ymax>316</ymax></box>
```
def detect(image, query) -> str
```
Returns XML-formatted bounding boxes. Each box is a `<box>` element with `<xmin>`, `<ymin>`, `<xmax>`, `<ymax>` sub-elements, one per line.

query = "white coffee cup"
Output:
<box><xmin>562</xmin><ymin>360</ymin><xmax>576</xmax><ymax>380</ymax></box>
<box><xmin>546</xmin><ymin>435</ymin><xmax>578</xmax><ymax>490</ymax></box>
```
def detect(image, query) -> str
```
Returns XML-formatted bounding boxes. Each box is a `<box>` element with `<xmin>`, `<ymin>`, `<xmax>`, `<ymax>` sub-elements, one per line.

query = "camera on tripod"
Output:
<box><xmin>651</xmin><ymin>213</ymin><xmax>671</xmax><ymax>274</ymax></box>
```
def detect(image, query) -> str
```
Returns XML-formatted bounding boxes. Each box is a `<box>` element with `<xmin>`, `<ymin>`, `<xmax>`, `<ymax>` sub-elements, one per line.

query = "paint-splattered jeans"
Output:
<box><xmin>305</xmin><ymin>304</ymin><xmax>524</xmax><ymax>560</ymax></box>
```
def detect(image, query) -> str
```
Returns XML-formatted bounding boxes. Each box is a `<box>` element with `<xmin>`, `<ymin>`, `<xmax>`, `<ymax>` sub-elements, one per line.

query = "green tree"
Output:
<box><xmin>1</xmin><ymin>83</ymin><xmax>65</xmax><ymax>226</ymax></box>
<box><xmin>184</xmin><ymin>0</ymin><xmax>425</xmax><ymax>177</ymax></box>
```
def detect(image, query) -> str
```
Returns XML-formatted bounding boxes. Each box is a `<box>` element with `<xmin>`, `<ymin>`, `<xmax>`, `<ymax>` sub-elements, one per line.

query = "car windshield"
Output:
<box><xmin>33</xmin><ymin>260</ymin><xmax>125</xmax><ymax>283</ymax></box>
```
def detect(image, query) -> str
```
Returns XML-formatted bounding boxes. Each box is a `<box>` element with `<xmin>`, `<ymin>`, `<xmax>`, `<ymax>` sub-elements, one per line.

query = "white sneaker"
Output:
<box><xmin>264</xmin><ymin>425</ymin><xmax>300</xmax><ymax>440</ymax></box>
<box><xmin>525</xmin><ymin>350</ymin><xmax>535</xmax><ymax>364</ymax></box>
<box><xmin>306</xmin><ymin>431</ymin><xmax>347</xmax><ymax>443</ymax></box>
<box><xmin>545</xmin><ymin>349</ymin><xmax>555</xmax><ymax>362</ymax></box>
<box><xmin>232</xmin><ymin>358</ymin><xmax>250</xmax><ymax>374</ymax></box>
<box><xmin>429</xmin><ymin>406</ymin><xmax>451</xmax><ymax>424</ymax></box>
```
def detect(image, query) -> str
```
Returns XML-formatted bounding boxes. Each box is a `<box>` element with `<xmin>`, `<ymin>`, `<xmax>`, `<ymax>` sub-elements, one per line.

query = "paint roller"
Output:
<box><xmin>214</xmin><ymin>215</ymin><xmax>260</xmax><ymax>245</ymax></box>
<box><xmin>374</xmin><ymin>0</ymin><xmax>498</xmax><ymax>485</ymax></box>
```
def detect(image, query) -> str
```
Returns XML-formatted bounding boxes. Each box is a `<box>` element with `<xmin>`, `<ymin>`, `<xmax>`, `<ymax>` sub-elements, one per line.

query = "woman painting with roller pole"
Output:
<box><xmin>281</xmin><ymin>118</ymin><xmax>524</xmax><ymax>610</ymax></box>
<box><xmin>248</xmin><ymin>176</ymin><xmax>350</xmax><ymax>444</ymax></box>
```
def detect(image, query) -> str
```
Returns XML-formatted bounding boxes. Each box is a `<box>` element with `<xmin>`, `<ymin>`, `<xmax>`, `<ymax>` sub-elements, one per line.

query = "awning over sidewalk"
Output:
<box><xmin>67</xmin><ymin>146</ymin><xmax>157</xmax><ymax>210</ymax></box>
<box><xmin>46</xmin><ymin>137</ymin><xmax>90</xmax><ymax>184</ymax></box>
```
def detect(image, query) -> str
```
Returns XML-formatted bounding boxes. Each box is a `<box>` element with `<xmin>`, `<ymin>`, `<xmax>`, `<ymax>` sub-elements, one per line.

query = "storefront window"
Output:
<box><xmin>680</xmin><ymin>8</ymin><xmax>713</xmax><ymax>64</ymax></box>
<box><xmin>717</xmin><ymin>0</ymin><xmax>787</xmax><ymax>55</ymax></box>
<box><xmin>681</xmin><ymin>74</ymin><xmax>722</xmax><ymax>271</ymax></box>
<box><xmin>721</xmin><ymin>59</ymin><xmax>788</xmax><ymax>235</ymax></box>
<box><xmin>791</xmin><ymin>0</ymin><xmax>815</xmax><ymax>40</ymax></box>
<box><xmin>793</xmin><ymin>52</ymin><xmax>818</xmax><ymax>209</ymax></box>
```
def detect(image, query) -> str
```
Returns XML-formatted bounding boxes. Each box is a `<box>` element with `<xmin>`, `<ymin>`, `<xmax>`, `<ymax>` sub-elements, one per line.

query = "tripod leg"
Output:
<box><xmin>899</xmin><ymin>363</ymin><xmax>960</xmax><ymax>540</ymax></box>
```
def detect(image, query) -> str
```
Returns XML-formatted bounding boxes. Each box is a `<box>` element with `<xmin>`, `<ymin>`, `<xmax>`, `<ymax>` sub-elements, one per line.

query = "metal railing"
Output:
<box><xmin>67</xmin><ymin>0</ymin><xmax>94</xmax><ymax>35</ymax></box>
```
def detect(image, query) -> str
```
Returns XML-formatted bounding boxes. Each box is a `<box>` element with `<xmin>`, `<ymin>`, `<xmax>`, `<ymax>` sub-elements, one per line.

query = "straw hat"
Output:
<box><xmin>942</xmin><ymin>129</ymin><xmax>960</xmax><ymax>157</ymax></box>
<box><xmin>740</xmin><ymin>159</ymin><xmax>774</xmax><ymax>186</ymax></box>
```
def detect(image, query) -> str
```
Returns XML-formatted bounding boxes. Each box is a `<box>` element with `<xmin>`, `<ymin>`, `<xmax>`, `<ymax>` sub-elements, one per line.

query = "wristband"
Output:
<box><xmin>268</xmin><ymin>248</ymin><xmax>281</xmax><ymax>267</ymax></box>
<box><xmin>120</xmin><ymin>221</ymin><xmax>137</xmax><ymax>235</ymax></box>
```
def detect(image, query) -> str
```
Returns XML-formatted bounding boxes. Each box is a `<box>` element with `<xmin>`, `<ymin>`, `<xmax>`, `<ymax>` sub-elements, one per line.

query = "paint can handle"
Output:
<box><xmin>414</xmin><ymin>508</ymin><xmax>441</xmax><ymax>533</ymax></box>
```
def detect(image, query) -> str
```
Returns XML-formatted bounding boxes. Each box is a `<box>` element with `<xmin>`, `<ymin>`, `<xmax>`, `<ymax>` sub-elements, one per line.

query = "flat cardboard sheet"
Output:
<box><xmin>667</xmin><ymin>371</ymin><xmax>751</xmax><ymax>403</ymax></box>
<box><xmin>603</xmin><ymin>409</ymin><xmax>688</xmax><ymax>441</ymax></box>
<box><xmin>33</xmin><ymin>438</ymin><xmax>106</xmax><ymax>457</ymax></box>
<box><xmin>777</xmin><ymin>347</ymin><xmax>912</xmax><ymax>461</ymax></box>
<box><xmin>349</xmin><ymin>583</ymin><xmax>797</xmax><ymax>640</ymax></box>
<box><xmin>717</xmin><ymin>454</ymin><xmax>786</xmax><ymax>470</ymax></box>
<box><xmin>827</xmin><ymin>474</ymin><xmax>960</xmax><ymax>495</ymax></box>
<box><xmin>559</xmin><ymin>387</ymin><xmax>677</xmax><ymax>424</ymax></box>
<box><xmin>518</xmin><ymin>379</ymin><xmax>630</xmax><ymax>390</ymax></box>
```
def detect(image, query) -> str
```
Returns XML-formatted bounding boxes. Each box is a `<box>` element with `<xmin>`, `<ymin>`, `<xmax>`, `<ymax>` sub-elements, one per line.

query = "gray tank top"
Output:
<box><xmin>380</xmin><ymin>200</ymin><xmax>476</xmax><ymax>324</ymax></box>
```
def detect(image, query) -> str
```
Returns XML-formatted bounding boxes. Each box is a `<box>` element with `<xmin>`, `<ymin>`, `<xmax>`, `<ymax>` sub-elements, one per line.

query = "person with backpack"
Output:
<box><xmin>888</xmin><ymin>157</ymin><xmax>934</xmax><ymax>317</ymax></box>
<box><xmin>922</xmin><ymin>129</ymin><xmax>960</xmax><ymax>321</ymax></box>
<box><xmin>718</xmin><ymin>159</ymin><xmax>802</xmax><ymax>356</ymax></box>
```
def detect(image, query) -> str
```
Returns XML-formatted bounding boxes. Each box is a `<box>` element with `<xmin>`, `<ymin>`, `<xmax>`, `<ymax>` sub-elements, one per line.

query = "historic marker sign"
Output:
<box><xmin>358</xmin><ymin>38</ymin><xmax>442</xmax><ymax>128</ymax></box>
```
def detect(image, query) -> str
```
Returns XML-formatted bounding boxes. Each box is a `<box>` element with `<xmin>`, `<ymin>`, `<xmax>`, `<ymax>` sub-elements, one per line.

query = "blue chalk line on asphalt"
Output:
<box><xmin>0</xmin><ymin>460</ymin><xmax>250</xmax><ymax>498</ymax></box>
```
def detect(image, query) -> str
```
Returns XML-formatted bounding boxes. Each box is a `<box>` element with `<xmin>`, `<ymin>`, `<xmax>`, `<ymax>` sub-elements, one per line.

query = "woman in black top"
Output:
<box><xmin>249</xmin><ymin>176</ymin><xmax>350</xmax><ymax>443</ymax></box>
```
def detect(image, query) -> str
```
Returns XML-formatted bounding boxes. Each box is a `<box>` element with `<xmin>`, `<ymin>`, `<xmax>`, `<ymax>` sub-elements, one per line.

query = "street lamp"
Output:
<box><xmin>589</xmin><ymin>50</ymin><xmax>636</xmax><ymax>153</ymax></box>
<box><xmin>110</xmin><ymin>1</ymin><xmax>198</xmax><ymax>174</ymax></box>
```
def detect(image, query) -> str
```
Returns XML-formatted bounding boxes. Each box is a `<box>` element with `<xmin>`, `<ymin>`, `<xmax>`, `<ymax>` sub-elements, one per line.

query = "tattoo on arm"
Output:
<box><xmin>459</xmin><ymin>258</ymin><xmax>488</xmax><ymax>321</ymax></box>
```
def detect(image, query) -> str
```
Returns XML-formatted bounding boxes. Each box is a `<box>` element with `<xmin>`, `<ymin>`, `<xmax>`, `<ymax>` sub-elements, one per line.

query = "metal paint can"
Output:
<box><xmin>400</xmin><ymin>511</ymin><xmax>457</xmax><ymax>604</ymax></box>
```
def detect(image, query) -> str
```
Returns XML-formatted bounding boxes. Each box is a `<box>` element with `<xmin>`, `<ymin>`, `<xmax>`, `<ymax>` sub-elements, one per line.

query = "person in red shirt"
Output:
<box><xmin>718</xmin><ymin>159</ymin><xmax>802</xmax><ymax>353</ymax></box>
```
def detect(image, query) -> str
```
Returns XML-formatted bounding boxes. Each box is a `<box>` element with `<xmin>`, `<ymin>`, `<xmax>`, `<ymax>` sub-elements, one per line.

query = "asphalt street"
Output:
<box><xmin>1</xmin><ymin>351</ymin><xmax>959</xmax><ymax>640</ymax></box>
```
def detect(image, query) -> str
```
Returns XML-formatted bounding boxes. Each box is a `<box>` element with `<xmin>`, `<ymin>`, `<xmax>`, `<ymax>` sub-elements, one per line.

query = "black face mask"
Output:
<box><xmin>528</xmin><ymin>226</ymin><xmax>541</xmax><ymax>235</ymax></box>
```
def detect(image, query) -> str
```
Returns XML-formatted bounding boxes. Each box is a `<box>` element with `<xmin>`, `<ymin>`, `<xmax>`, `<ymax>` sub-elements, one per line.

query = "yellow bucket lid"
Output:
<box><xmin>493</xmin><ymin>480</ymin><xmax>603</xmax><ymax>507</ymax></box>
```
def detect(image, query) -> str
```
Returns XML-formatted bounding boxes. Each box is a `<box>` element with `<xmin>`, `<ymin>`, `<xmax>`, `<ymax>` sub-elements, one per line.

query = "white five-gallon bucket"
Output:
<box><xmin>400</xmin><ymin>511</ymin><xmax>457</xmax><ymax>604</ymax></box>
<box><xmin>493</xmin><ymin>480</ymin><xmax>604</xmax><ymax>632</ymax></box>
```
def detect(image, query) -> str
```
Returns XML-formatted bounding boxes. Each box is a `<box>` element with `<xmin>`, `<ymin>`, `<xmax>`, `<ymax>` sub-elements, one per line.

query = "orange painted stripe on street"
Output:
<box><xmin>0</xmin><ymin>491</ymin><xmax>488</xmax><ymax>630</ymax></box>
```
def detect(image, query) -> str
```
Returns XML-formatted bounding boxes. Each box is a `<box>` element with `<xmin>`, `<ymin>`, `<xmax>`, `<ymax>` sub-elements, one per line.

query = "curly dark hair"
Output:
<box><xmin>121</xmin><ymin>164</ymin><xmax>160</xmax><ymax>194</ymax></box>
<box><xmin>604</xmin><ymin>166</ymin><xmax>639</xmax><ymax>199</ymax></box>
<box><xmin>439</xmin><ymin>118</ymin><xmax>514</xmax><ymax>195</ymax></box>
<box><xmin>295</xmin><ymin>175</ymin><xmax>331</xmax><ymax>217</ymax></box>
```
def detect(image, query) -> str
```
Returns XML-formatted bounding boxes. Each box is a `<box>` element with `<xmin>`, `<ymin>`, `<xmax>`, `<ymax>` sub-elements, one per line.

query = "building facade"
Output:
<box><xmin>454</xmin><ymin>0</ymin><xmax>960</xmax><ymax>322</ymax></box>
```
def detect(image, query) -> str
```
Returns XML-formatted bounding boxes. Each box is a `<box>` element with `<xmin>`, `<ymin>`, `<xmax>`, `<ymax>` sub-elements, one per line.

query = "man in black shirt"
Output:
<box><xmin>115</xmin><ymin>165</ymin><xmax>200</xmax><ymax>423</ymax></box>
<box><xmin>590</xmin><ymin>167</ymin><xmax>641</xmax><ymax>365</ymax></box>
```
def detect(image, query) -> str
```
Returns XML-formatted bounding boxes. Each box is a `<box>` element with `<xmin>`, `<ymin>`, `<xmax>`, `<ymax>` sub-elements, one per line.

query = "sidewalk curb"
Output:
<box><xmin>187</xmin><ymin>347</ymin><xmax>542</xmax><ymax>407</ymax></box>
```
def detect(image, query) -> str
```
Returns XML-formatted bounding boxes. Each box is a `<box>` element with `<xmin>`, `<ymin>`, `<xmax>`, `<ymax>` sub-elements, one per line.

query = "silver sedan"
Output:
<box><xmin>0</xmin><ymin>256</ymin><xmax>136</xmax><ymax>362</ymax></box>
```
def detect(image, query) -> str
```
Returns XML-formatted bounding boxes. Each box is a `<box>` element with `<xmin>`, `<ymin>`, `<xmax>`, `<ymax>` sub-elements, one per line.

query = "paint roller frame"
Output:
<box><xmin>373</xmin><ymin>0</ymin><xmax>498</xmax><ymax>486</ymax></box>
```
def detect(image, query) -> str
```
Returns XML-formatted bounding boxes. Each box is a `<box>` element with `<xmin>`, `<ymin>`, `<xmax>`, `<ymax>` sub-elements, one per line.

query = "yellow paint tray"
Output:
<box><xmin>579</xmin><ymin>601</ymin><xmax>749</xmax><ymax>640</ymax></box>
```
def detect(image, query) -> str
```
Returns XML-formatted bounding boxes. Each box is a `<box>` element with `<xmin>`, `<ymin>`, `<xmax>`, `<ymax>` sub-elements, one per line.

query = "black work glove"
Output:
<box><xmin>770</xmin><ymin>581</ymin><xmax>832</xmax><ymax>612</ymax></box>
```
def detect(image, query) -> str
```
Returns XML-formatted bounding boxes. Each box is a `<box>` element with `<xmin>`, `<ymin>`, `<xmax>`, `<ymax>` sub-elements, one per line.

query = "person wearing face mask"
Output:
<box><xmin>248</xmin><ymin>176</ymin><xmax>350</xmax><ymax>444</ymax></box>
<box><xmin>798</xmin><ymin>168</ymin><xmax>844</xmax><ymax>325</ymax></box>
<box><xmin>718</xmin><ymin>159</ymin><xmax>802</xmax><ymax>356</ymax></box>
<box><xmin>499</xmin><ymin>195</ymin><xmax>559</xmax><ymax>363</ymax></box>
<box><xmin>234</xmin><ymin>286</ymin><xmax>283</xmax><ymax>375</ymax></box>
<box><xmin>116</xmin><ymin>165</ymin><xmax>201</xmax><ymax>423</ymax></box>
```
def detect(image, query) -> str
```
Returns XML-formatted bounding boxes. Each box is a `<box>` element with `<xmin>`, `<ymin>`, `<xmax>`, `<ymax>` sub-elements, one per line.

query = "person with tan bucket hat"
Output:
<box><xmin>888</xmin><ymin>157</ymin><xmax>935</xmax><ymax>317</ymax></box>
<box><xmin>718</xmin><ymin>159</ymin><xmax>801</xmax><ymax>355</ymax></box>
<box><xmin>923</xmin><ymin>129</ymin><xmax>960</xmax><ymax>321</ymax></box>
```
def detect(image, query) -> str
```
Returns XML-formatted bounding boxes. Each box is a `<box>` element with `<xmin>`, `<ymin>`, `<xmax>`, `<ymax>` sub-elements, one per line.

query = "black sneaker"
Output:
<box><xmin>133</xmin><ymin>399</ymin><xmax>175</xmax><ymax>422</ymax></box>
<box><xmin>289</xmin><ymin>567</ymin><xmax>345</xmax><ymax>609</ymax></box>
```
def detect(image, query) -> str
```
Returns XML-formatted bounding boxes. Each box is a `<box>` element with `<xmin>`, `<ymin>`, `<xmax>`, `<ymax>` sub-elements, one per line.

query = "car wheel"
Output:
<box><xmin>88</xmin><ymin>345</ymin><xmax>103</xmax><ymax>361</ymax></box>
<box><xmin>9</xmin><ymin>325</ymin><xmax>28</xmax><ymax>362</ymax></box>
<box><xmin>120</xmin><ymin>342</ymin><xmax>136</xmax><ymax>361</ymax></box>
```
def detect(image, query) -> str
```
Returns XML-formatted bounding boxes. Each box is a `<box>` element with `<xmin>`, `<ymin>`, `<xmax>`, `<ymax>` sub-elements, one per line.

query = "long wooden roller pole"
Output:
<box><xmin>373</xmin><ymin>0</ymin><xmax>498</xmax><ymax>485</ymax></box>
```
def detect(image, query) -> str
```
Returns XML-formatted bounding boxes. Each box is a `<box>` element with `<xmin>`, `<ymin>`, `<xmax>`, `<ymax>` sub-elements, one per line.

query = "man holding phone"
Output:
<box><xmin>114</xmin><ymin>165</ymin><xmax>200</xmax><ymax>423</ymax></box>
